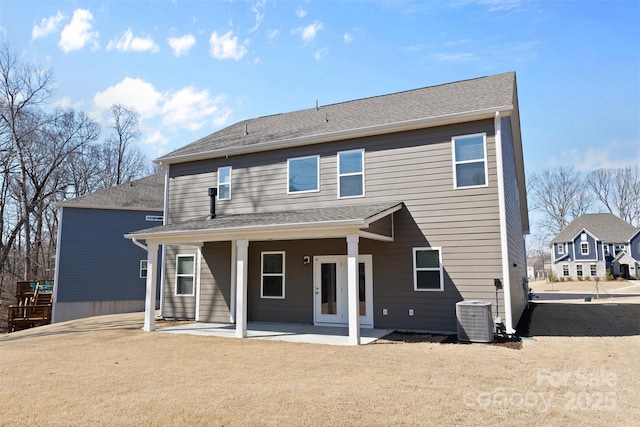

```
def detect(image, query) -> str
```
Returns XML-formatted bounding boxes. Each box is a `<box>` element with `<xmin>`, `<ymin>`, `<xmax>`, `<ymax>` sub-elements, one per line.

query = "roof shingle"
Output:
<box><xmin>551</xmin><ymin>213</ymin><xmax>638</xmax><ymax>243</ymax></box>
<box><xmin>59</xmin><ymin>174</ymin><xmax>164</xmax><ymax>211</ymax></box>
<box><xmin>158</xmin><ymin>72</ymin><xmax>516</xmax><ymax>163</ymax></box>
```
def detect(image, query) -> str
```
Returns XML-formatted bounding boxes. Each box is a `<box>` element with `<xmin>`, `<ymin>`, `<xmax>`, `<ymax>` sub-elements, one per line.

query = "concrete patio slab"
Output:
<box><xmin>158</xmin><ymin>321</ymin><xmax>393</xmax><ymax>345</ymax></box>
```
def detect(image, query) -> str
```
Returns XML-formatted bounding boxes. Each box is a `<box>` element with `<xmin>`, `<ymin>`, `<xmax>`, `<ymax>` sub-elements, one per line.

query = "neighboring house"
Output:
<box><xmin>52</xmin><ymin>174</ymin><xmax>165</xmax><ymax>323</ymax></box>
<box><xmin>550</xmin><ymin>213</ymin><xmax>640</xmax><ymax>281</ymax></box>
<box><xmin>126</xmin><ymin>72</ymin><xmax>530</xmax><ymax>345</ymax></box>
<box><xmin>527</xmin><ymin>256</ymin><xmax>550</xmax><ymax>280</ymax></box>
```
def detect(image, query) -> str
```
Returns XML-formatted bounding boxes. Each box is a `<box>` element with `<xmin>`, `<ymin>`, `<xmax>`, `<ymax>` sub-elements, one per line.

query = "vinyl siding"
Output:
<box><xmin>56</xmin><ymin>207</ymin><xmax>162</xmax><ymax>303</ymax></box>
<box><xmin>500</xmin><ymin>116</ymin><xmax>528</xmax><ymax>326</ymax></box>
<box><xmin>163</xmin><ymin>119</ymin><xmax>520</xmax><ymax>332</ymax></box>
<box><xmin>162</xmin><ymin>244</ymin><xmax>197</xmax><ymax>319</ymax></box>
<box><xmin>199</xmin><ymin>241</ymin><xmax>232</xmax><ymax>322</ymax></box>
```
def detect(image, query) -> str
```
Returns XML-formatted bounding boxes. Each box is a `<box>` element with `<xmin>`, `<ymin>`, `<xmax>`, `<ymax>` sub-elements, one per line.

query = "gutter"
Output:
<box><xmin>157</xmin><ymin>106</ymin><xmax>513</xmax><ymax>165</ymax></box>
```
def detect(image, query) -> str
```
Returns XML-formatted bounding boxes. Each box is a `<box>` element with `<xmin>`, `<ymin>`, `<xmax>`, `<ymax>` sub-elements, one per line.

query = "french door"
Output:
<box><xmin>313</xmin><ymin>255</ymin><xmax>373</xmax><ymax>327</ymax></box>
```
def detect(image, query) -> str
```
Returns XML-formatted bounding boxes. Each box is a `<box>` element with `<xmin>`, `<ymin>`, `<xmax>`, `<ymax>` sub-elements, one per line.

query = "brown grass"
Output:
<box><xmin>1</xmin><ymin>300</ymin><xmax>639</xmax><ymax>427</ymax></box>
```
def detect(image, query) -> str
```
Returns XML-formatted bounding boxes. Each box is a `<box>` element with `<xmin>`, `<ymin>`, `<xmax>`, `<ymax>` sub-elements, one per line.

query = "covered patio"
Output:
<box><xmin>126</xmin><ymin>202</ymin><xmax>403</xmax><ymax>346</ymax></box>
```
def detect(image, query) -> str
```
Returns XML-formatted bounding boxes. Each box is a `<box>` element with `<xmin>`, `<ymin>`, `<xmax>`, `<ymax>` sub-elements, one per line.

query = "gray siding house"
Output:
<box><xmin>551</xmin><ymin>213</ymin><xmax>640</xmax><ymax>280</ymax></box>
<box><xmin>52</xmin><ymin>174</ymin><xmax>164</xmax><ymax>323</ymax></box>
<box><xmin>127</xmin><ymin>72</ymin><xmax>530</xmax><ymax>344</ymax></box>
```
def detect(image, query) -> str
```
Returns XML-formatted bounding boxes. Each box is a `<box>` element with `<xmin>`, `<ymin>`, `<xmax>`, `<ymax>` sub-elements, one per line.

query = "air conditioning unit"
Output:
<box><xmin>456</xmin><ymin>300</ymin><xmax>494</xmax><ymax>343</ymax></box>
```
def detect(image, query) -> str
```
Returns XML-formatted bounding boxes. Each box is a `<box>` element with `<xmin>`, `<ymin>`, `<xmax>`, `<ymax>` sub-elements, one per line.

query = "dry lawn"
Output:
<box><xmin>1</xmin><ymin>298</ymin><xmax>639</xmax><ymax>426</ymax></box>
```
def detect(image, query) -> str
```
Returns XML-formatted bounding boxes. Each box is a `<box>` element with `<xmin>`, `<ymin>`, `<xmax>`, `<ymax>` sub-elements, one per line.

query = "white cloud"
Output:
<box><xmin>144</xmin><ymin>130</ymin><xmax>169</xmax><ymax>146</ymax></box>
<box><xmin>314</xmin><ymin>48</ymin><xmax>328</xmax><ymax>61</ymax></box>
<box><xmin>32</xmin><ymin>11</ymin><xmax>65</xmax><ymax>41</ymax></box>
<box><xmin>343</xmin><ymin>33</ymin><xmax>353</xmax><ymax>44</ymax></box>
<box><xmin>167</xmin><ymin>34</ymin><xmax>196</xmax><ymax>57</ymax></box>
<box><xmin>267</xmin><ymin>29</ymin><xmax>280</xmax><ymax>39</ymax></box>
<box><xmin>297</xmin><ymin>20</ymin><xmax>323</xmax><ymax>44</ymax></box>
<box><xmin>59</xmin><ymin>8</ymin><xmax>99</xmax><ymax>52</ymax></box>
<box><xmin>295</xmin><ymin>6</ymin><xmax>307</xmax><ymax>18</ymax></box>
<box><xmin>92</xmin><ymin>78</ymin><xmax>233</xmax><ymax>153</ymax></box>
<box><xmin>555</xmin><ymin>145</ymin><xmax>640</xmax><ymax>172</ymax></box>
<box><xmin>250</xmin><ymin>0</ymin><xmax>267</xmax><ymax>32</ymax></box>
<box><xmin>107</xmin><ymin>28</ymin><xmax>160</xmax><ymax>53</ymax></box>
<box><xmin>93</xmin><ymin>77</ymin><xmax>163</xmax><ymax>120</ymax></box>
<box><xmin>161</xmin><ymin>86</ymin><xmax>229</xmax><ymax>131</ymax></box>
<box><xmin>209</xmin><ymin>30</ymin><xmax>247</xmax><ymax>60</ymax></box>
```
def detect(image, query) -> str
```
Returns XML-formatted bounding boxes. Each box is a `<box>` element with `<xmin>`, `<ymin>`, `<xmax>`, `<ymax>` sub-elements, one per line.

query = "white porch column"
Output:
<box><xmin>235</xmin><ymin>239</ymin><xmax>249</xmax><ymax>338</ymax></box>
<box><xmin>229</xmin><ymin>240</ymin><xmax>237</xmax><ymax>323</ymax></box>
<box><xmin>346</xmin><ymin>234</ymin><xmax>360</xmax><ymax>345</ymax></box>
<box><xmin>143</xmin><ymin>242</ymin><xmax>159</xmax><ymax>332</ymax></box>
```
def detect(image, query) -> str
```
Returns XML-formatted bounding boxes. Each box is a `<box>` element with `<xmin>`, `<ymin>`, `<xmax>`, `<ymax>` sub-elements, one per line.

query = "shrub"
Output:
<box><xmin>547</xmin><ymin>271</ymin><xmax>557</xmax><ymax>282</ymax></box>
<box><xmin>606</xmin><ymin>269</ymin><xmax>615</xmax><ymax>281</ymax></box>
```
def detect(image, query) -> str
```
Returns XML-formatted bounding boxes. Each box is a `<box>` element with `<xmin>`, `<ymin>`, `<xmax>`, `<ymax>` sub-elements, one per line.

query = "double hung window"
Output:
<box><xmin>218</xmin><ymin>166</ymin><xmax>231</xmax><ymax>200</ymax></box>
<box><xmin>139</xmin><ymin>260</ymin><xmax>148</xmax><ymax>279</ymax></box>
<box><xmin>453</xmin><ymin>134</ymin><xmax>487</xmax><ymax>188</ymax></box>
<box><xmin>413</xmin><ymin>248</ymin><xmax>444</xmax><ymax>291</ymax></box>
<box><xmin>261</xmin><ymin>252</ymin><xmax>285</xmax><ymax>298</ymax></box>
<box><xmin>176</xmin><ymin>255</ymin><xmax>195</xmax><ymax>296</ymax></box>
<box><xmin>338</xmin><ymin>149</ymin><xmax>364</xmax><ymax>198</ymax></box>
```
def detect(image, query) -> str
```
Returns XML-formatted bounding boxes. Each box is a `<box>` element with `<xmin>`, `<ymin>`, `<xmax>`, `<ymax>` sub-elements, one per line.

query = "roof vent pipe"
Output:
<box><xmin>315</xmin><ymin>99</ymin><xmax>319</xmax><ymax>111</ymax></box>
<box><xmin>207</xmin><ymin>188</ymin><xmax>217</xmax><ymax>219</ymax></box>
<box><xmin>243</xmin><ymin>121</ymin><xmax>248</xmax><ymax>136</ymax></box>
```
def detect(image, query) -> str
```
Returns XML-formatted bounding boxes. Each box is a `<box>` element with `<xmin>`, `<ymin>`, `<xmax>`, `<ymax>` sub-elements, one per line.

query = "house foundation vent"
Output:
<box><xmin>456</xmin><ymin>300</ymin><xmax>494</xmax><ymax>343</ymax></box>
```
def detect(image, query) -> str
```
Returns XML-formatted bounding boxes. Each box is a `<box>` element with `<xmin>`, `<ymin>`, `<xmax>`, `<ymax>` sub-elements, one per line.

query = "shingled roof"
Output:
<box><xmin>157</xmin><ymin>72</ymin><xmax>517</xmax><ymax>165</ymax></box>
<box><xmin>551</xmin><ymin>213</ymin><xmax>638</xmax><ymax>244</ymax></box>
<box><xmin>126</xmin><ymin>201</ymin><xmax>402</xmax><ymax>240</ymax></box>
<box><xmin>58</xmin><ymin>174</ymin><xmax>164</xmax><ymax>211</ymax></box>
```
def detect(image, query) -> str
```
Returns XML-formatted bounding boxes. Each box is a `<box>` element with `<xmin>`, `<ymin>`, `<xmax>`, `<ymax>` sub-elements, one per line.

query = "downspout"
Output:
<box><xmin>495</xmin><ymin>111</ymin><xmax>515</xmax><ymax>334</ymax></box>
<box><xmin>131</xmin><ymin>238</ymin><xmax>148</xmax><ymax>251</ymax></box>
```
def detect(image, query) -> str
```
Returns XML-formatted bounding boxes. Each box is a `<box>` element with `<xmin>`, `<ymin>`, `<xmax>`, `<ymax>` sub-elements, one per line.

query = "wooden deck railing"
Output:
<box><xmin>7</xmin><ymin>280</ymin><xmax>54</xmax><ymax>333</ymax></box>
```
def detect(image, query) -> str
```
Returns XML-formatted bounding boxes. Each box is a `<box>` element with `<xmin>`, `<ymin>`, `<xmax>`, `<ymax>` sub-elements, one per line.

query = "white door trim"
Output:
<box><xmin>313</xmin><ymin>254</ymin><xmax>373</xmax><ymax>328</ymax></box>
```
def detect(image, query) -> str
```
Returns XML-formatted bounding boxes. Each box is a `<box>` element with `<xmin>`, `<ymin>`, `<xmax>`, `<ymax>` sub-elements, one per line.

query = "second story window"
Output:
<box><xmin>288</xmin><ymin>155</ymin><xmax>319</xmax><ymax>193</ymax></box>
<box><xmin>338</xmin><ymin>149</ymin><xmax>364</xmax><ymax>198</ymax></box>
<box><xmin>218</xmin><ymin>166</ymin><xmax>231</xmax><ymax>200</ymax></box>
<box><xmin>581</xmin><ymin>242</ymin><xmax>589</xmax><ymax>255</ymax></box>
<box><xmin>557</xmin><ymin>244</ymin><xmax>564</xmax><ymax>255</ymax></box>
<box><xmin>453</xmin><ymin>133</ymin><xmax>487</xmax><ymax>188</ymax></box>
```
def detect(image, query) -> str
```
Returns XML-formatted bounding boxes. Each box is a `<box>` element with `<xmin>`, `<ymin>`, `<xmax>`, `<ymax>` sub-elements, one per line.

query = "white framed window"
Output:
<box><xmin>452</xmin><ymin>133</ymin><xmax>488</xmax><ymax>188</ymax></box>
<box><xmin>581</xmin><ymin>242</ymin><xmax>589</xmax><ymax>255</ymax></box>
<box><xmin>218</xmin><ymin>166</ymin><xmax>232</xmax><ymax>200</ymax></box>
<box><xmin>614</xmin><ymin>244</ymin><xmax>625</xmax><ymax>255</ymax></box>
<box><xmin>590</xmin><ymin>264</ymin><xmax>597</xmax><ymax>276</ymax></box>
<box><xmin>261</xmin><ymin>252</ymin><xmax>285</xmax><ymax>298</ymax></box>
<box><xmin>576</xmin><ymin>264</ymin><xmax>583</xmax><ymax>277</ymax></box>
<box><xmin>287</xmin><ymin>155</ymin><xmax>319</xmax><ymax>193</ymax></box>
<box><xmin>562</xmin><ymin>264</ymin><xmax>569</xmax><ymax>277</ymax></box>
<box><xmin>413</xmin><ymin>247</ymin><xmax>444</xmax><ymax>291</ymax></box>
<box><xmin>557</xmin><ymin>244</ymin><xmax>564</xmax><ymax>255</ymax></box>
<box><xmin>176</xmin><ymin>254</ymin><xmax>195</xmax><ymax>296</ymax></box>
<box><xmin>139</xmin><ymin>260</ymin><xmax>148</xmax><ymax>279</ymax></box>
<box><xmin>603</xmin><ymin>245</ymin><xmax>609</xmax><ymax>256</ymax></box>
<box><xmin>338</xmin><ymin>149</ymin><xmax>365</xmax><ymax>198</ymax></box>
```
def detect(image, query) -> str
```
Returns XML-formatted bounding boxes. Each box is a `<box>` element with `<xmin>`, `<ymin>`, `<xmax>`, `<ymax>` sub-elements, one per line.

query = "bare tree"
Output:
<box><xmin>528</xmin><ymin>166</ymin><xmax>592</xmax><ymax>236</ymax></box>
<box><xmin>97</xmin><ymin>104</ymin><xmax>148</xmax><ymax>187</ymax></box>
<box><xmin>0</xmin><ymin>46</ymin><xmax>99</xmax><ymax>281</ymax></box>
<box><xmin>586</xmin><ymin>166</ymin><xmax>640</xmax><ymax>226</ymax></box>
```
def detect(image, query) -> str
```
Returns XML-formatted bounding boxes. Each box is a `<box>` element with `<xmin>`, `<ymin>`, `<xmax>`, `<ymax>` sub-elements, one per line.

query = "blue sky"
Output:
<box><xmin>1</xmin><ymin>0</ymin><xmax>638</xmax><ymax>174</ymax></box>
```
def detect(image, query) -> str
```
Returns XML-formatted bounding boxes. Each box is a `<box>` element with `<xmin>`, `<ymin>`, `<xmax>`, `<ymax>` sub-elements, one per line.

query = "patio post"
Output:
<box><xmin>143</xmin><ymin>242</ymin><xmax>159</xmax><ymax>332</ymax></box>
<box><xmin>346</xmin><ymin>234</ymin><xmax>360</xmax><ymax>345</ymax></box>
<box><xmin>235</xmin><ymin>239</ymin><xmax>249</xmax><ymax>338</ymax></box>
